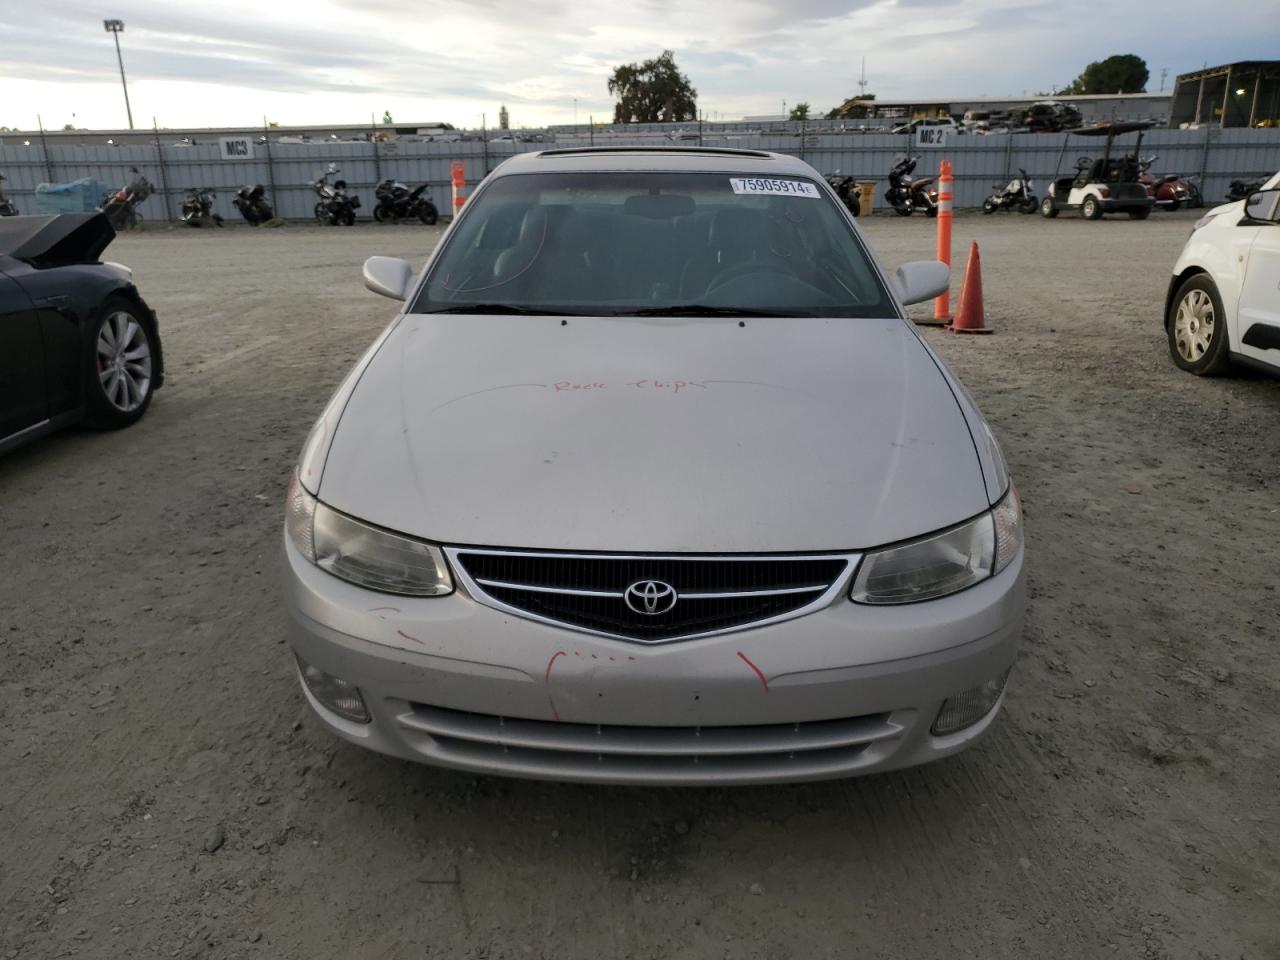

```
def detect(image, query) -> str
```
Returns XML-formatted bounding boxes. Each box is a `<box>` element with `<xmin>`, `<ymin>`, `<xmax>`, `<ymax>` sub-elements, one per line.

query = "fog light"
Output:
<box><xmin>296</xmin><ymin>654</ymin><xmax>370</xmax><ymax>723</ymax></box>
<box><xmin>931</xmin><ymin>669</ymin><xmax>1011</xmax><ymax>736</ymax></box>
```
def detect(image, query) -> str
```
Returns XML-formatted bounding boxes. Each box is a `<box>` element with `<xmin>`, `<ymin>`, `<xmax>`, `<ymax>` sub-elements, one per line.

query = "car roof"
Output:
<box><xmin>488</xmin><ymin>147</ymin><xmax>820</xmax><ymax>178</ymax></box>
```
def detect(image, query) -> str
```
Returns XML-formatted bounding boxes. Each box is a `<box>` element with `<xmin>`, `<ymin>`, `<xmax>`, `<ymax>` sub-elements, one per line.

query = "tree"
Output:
<box><xmin>789</xmin><ymin>102</ymin><xmax>811</xmax><ymax>121</ymax></box>
<box><xmin>608</xmin><ymin>50</ymin><xmax>697</xmax><ymax>123</ymax></box>
<box><xmin>1060</xmin><ymin>55</ymin><xmax>1148</xmax><ymax>95</ymax></box>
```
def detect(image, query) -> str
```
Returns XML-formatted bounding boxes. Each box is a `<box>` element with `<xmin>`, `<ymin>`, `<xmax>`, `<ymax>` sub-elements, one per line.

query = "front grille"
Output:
<box><xmin>398</xmin><ymin>701</ymin><xmax>902</xmax><ymax>781</ymax></box>
<box><xmin>447</xmin><ymin>549</ymin><xmax>856</xmax><ymax>643</ymax></box>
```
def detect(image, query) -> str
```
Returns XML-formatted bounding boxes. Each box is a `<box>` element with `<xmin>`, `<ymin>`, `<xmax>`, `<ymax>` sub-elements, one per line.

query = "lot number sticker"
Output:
<box><xmin>729</xmin><ymin>178</ymin><xmax>820</xmax><ymax>198</ymax></box>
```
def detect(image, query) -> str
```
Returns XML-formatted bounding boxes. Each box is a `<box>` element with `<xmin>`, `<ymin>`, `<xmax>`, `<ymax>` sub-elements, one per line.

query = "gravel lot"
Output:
<box><xmin>2</xmin><ymin>210</ymin><xmax>1277</xmax><ymax>960</ymax></box>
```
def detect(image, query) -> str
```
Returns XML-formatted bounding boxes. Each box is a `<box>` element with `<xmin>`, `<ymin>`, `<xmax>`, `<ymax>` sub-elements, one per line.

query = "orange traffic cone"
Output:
<box><xmin>949</xmin><ymin>241</ymin><xmax>992</xmax><ymax>335</ymax></box>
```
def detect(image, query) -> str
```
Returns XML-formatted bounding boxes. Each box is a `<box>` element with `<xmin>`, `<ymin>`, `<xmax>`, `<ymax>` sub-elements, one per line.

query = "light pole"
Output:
<box><xmin>103</xmin><ymin>19</ymin><xmax>134</xmax><ymax>129</ymax></box>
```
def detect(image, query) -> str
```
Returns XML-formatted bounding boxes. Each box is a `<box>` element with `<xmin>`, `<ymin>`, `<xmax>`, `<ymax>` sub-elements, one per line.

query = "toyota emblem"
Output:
<box><xmin>624</xmin><ymin>579</ymin><xmax>678</xmax><ymax>615</ymax></box>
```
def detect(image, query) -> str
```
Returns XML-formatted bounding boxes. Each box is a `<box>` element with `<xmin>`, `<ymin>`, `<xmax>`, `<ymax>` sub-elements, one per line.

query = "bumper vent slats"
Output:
<box><xmin>448</xmin><ymin>549</ymin><xmax>854</xmax><ymax>643</ymax></box>
<box><xmin>400</xmin><ymin>702</ymin><xmax>902</xmax><ymax>776</ymax></box>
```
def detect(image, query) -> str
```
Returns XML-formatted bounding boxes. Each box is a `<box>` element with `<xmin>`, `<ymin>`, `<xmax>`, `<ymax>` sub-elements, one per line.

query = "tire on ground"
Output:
<box><xmin>1167</xmin><ymin>273</ymin><xmax>1231</xmax><ymax>376</ymax></box>
<box><xmin>84</xmin><ymin>295</ymin><xmax>159</xmax><ymax>429</ymax></box>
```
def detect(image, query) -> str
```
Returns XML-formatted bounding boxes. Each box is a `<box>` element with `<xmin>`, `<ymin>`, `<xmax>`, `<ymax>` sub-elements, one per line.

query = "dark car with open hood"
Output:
<box><xmin>0</xmin><ymin>213</ymin><xmax>163</xmax><ymax>455</ymax></box>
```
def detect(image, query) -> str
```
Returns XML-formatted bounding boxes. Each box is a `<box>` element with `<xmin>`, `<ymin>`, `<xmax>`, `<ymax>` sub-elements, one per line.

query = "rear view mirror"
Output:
<box><xmin>1245</xmin><ymin>189</ymin><xmax>1280</xmax><ymax>222</ymax></box>
<box><xmin>363</xmin><ymin>256</ymin><xmax>414</xmax><ymax>301</ymax></box>
<box><xmin>623</xmin><ymin>193</ymin><xmax>696</xmax><ymax>219</ymax></box>
<box><xmin>891</xmin><ymin>260</ymin><xmax>950</xmax><ymax>305</ymax></box>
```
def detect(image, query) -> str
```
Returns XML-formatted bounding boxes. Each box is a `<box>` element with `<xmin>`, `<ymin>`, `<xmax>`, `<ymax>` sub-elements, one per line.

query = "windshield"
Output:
<box><xmin>410</xmin><ymin>171</ymin><xmax>891</xmax><ymax>317</ymax></box>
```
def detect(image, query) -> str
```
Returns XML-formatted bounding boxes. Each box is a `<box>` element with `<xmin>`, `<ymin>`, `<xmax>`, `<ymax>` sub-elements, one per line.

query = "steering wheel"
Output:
<box><xmin>1075</xmin><ymin>156</ymin><xmax>1092</xmax><ymax>170</ymax></box>
<box><xmin>705</xmin><ymin>262</ymin><xmax>794</xmax><ymax>294</ymax></box>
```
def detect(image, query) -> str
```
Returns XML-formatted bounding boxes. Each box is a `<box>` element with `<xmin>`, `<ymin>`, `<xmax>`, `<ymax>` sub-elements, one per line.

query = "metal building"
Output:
<box><xmin>1170</xmin><ymin>62</ymin><xmax>1280</xmax><ymax>128</ymax></box>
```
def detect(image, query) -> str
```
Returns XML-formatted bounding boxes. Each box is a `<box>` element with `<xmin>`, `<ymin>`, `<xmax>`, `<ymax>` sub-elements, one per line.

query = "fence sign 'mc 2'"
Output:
<box><xmin>218</xmin><ymin>137</ymin><xmax>255</xmax><ymax>160</ymax></box>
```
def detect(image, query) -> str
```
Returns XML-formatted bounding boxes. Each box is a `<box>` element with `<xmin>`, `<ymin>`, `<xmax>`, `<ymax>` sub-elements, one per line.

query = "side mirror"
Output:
<box><xmin>891</xmin><ymin>260</ymin><xmax>950</xmax><ymax>305</ymax></box>
<box><xmin>363</xmin><ymin>256</ymin><xmax>414</xmax><ymax>301</ymax></box>
<box><xmin>1245</xmin><ymin>189</ymin><xmax>1280</xmax><ymax>223</ymax></box>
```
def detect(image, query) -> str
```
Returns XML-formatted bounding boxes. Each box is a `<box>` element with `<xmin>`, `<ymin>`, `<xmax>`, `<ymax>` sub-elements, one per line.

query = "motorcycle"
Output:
<box><xmin>982</xmin><ymin>168</ymin><xmax>1038</xmax><ymax>214</ymax></box>
<box><xmin>373</xmin><ymin>179</ymin><xmax>439</xmax><ymax>225</ymax></box>
<box><xmin>884</xmin><ymin>155</ymin><xmax>938</xmax><ymax>217</ymax></box>
<box><xmin>1226</xmin><ymin>177</ymin><xmax>1267</xmax><ymax>203</ymax></box>
<box><xmin>0</xmin><ymin>173</ymin><xmax>18</xmax><ymax>216</ymax></box>
<box><xmin>100</xmin><ymin>167</ymin><xmax>153</xmax><ymax>230</ymax></box>
<box><xmin>232</xmin><ymin>184</ymin><xmax>274</xmax><ymax>225</ymax></box>
<box><xmin>181</xmin><ymin>187</ymin><xmax>223</xmax><ymax>226</ymax></box>
<box><xmin>1182</xmin><ymin>174</ymin><xmax>1204</xmax><ymax>209</ymax></box>
<box><xmin>823</xmin><ymin>174</ymin><xmax>861</xmax><ymax>217</ymax></box>
<box><xmin>312</xmin><ymin>164</ymin><xmax>360</xmax><ymax>226</ymax></box>
<box><xmin>1137</xmin><ymin>156</ymin><xmax>1192</xmax><ymax>211</ymax></box>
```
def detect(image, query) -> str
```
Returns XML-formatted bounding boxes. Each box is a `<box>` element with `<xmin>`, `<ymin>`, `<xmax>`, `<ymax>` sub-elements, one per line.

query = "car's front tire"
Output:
<box><xmin>1082</xmin><ymin>195</ymin><xmax>1102</xmax><ymax>220</ymax></box>
<box><xmin>1167</xmin><ymin>274</ymin><xmax>1231</xmax><ymax>376</ymax></box>
<box><xmin>1040</xmin><ymin>196</ymin><xmax>1058</xmax><ymax>218</ymax></box>
<box><xmin>85</xmin><ymin>296</ymin><xmax>158</xmax><ymax>428</ymax></box>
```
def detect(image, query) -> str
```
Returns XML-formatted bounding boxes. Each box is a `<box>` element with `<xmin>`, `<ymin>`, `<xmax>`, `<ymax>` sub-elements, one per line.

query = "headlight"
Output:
<box><xmin>284</xmin><ymin>470</ymin><xmax>453</xmax><ymax>596</ymax></box>
<box><xmin>1192</xmin><ymin>213</ymin><xmax>1216</xmax><ymax>231</ymax></box>
<box><xmin>851</xmin><ymin>485</ymin><xmax>1022</xmax><ymax>604</ymax></box>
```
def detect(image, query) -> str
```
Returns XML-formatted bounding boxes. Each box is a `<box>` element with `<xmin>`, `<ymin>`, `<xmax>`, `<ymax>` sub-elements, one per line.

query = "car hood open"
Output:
<box><xmin>318</xmin><ymin>314</ymin><xmax>991</xmax><ymax>553</ymax></box>
<box><xmin>0</xmin><ymin>213</ymin><xmax>114</xmax><ymax>268</ymax></box>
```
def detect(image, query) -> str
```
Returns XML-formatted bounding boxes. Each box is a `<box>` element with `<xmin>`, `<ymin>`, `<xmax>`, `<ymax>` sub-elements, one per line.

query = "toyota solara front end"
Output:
<box><xmin>282</xmin><ymin>148</ymin><xmax>1025</xmax><ymax>785</ymax></box>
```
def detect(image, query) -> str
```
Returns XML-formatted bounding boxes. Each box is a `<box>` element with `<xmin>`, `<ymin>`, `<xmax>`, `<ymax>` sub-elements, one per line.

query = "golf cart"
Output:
<box><xmin>1040</xmin><ymin>121</ymin><xmax>1156</xmax><ymax>221</ymax></box>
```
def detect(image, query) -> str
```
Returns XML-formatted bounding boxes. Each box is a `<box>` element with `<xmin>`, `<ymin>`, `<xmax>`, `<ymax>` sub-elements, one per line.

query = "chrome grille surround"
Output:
<box><xmin>445</xmin><ymin>548</ymin><xmax>861</xmax><ymax>644</ymax></box>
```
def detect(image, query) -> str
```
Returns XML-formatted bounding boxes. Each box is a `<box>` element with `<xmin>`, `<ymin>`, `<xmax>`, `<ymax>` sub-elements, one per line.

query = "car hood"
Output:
<box><xmin>318</xmin><ymin>314</ymin><xmax>991</xmax><ymax>553</ymax></box>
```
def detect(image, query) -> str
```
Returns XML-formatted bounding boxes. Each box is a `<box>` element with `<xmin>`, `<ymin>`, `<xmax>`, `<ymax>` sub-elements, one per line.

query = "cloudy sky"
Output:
<box><xmin>3</xmin><ymin>0</ymin><xmax>1271</xmax><ymax>131</ymax></box>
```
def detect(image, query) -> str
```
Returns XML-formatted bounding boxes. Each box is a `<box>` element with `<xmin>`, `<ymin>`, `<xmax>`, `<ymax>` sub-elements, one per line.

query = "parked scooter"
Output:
<box><xmin>232</xmin><ymin>184</ymin><xmax>274</xmax><ymax>225</ymax></box>
<box><xmin>181</xmin><ymin>187</ymin><xmax>223</xmax><ymax>226</ymax></box>
<box><xmin>1226</xmin><ymin>177</ymin><xmax>1267</xmax><ymax>202</ymax></box>
<box><xmin>884</xmin><ymin>156</ymin><xmax>938</xmax><ymax>217</ymax></box>
<box><xmin>100</xmin><ymin>167</ymin><xmax>153</xmax><ymax>230</ymax></box>
<box><xmin>373</xmin><ymin>179</ymin><xmax>439</xmax><ymax>224</ymax></box>
<box><xmin>1137</xmin><ymin>156</ymin><xmax>1192</xmax><ymax>211</ymax></box>
<box><xmin>0</xmin><ymin>173</ymin><xmax>18</xmax><ymax>216</ymax></box>
<box><xmin>823</xmin><ymin>174</ymin><xmax>861</xmax><ymax>217</ymax></box>
<box><xmin>982</xmin><ymin>168</ymin><xmax>1038</xmax><ymax>213</ymax></box>
<box><xmin>312</xmin><ymin>164</ymin><xmax>360</xmax><ymax>226</ymax></box>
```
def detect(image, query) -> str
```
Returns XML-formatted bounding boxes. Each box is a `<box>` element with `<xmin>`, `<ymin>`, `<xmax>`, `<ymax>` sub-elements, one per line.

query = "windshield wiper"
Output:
<box><xmin>422</xmin><ymin>303</ymin><xmax>567</xmax><ymax>315</ymax></box>
<box><xmin>622</xmin><ymin>304</ymin><xmax>802</xmax><ymax>318</ymax></box>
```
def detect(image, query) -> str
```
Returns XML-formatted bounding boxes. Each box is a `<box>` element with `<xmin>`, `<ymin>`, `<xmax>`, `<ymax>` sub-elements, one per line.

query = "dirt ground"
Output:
<box><xmin>2</xmin><ymin>209</ymin><xmax>1277</xmax><ymax>960</ymax></box>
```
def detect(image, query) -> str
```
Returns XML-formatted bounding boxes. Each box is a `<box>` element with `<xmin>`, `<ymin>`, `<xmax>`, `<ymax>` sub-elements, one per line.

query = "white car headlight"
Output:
<box><xmin>851</xmin><ymin>485</ymin><xmax>1022</xmax><ymax>604</ymax></box>
<box><xmin>285</xmin><ymin>471</ymin><xmax>453</xmax><ymax>596</ymax></box>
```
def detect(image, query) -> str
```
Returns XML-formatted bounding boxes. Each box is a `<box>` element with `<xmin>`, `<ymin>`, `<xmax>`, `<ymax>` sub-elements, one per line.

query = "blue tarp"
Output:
<box><xmin>34</xmin><ymin>178</ymin><xmax>105</xmax><ymax>214</ymax></box>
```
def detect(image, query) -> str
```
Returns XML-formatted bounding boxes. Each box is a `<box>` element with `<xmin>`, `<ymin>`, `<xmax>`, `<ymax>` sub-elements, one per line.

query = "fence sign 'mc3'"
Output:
<box><xmin>218</xmin><ymin>137</ymin><xmax>254</xmax><ymax>160</ymax></box>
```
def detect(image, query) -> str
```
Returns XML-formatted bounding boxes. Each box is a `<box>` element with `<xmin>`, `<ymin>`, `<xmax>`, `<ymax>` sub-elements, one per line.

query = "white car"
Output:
<box><xmin>1166</xmin><ymin>170</ymin><xmax>1280</xmax><ymax>375</ymax></box>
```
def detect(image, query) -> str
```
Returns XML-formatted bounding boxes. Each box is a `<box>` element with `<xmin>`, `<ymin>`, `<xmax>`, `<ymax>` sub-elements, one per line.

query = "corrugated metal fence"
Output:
<box><xmin>1</xmin><ymin>128</ymin><xmax>1276</xmax><ymax>221</ymax></box>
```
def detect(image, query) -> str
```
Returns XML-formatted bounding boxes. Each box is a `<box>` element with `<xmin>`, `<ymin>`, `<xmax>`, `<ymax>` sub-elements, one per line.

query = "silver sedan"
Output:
<box><xmin>282</xmin><ymin>147</ymin><xmax>1024</xmax><ymax>785</ymax></box>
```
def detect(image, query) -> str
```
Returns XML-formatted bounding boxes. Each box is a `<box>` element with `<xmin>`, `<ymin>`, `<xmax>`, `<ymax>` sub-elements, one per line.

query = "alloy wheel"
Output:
<box><xmin>96</xmin><ymin>311</ymin><xmax>152</xmax><ymax>412</ymax></box>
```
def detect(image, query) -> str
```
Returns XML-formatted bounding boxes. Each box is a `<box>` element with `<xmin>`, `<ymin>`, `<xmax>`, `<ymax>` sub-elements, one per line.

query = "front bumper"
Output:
<box><xmin>282</xmin><ymin>539</ymin><xmax>1025</xmax><ymax>785</ymax></box>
